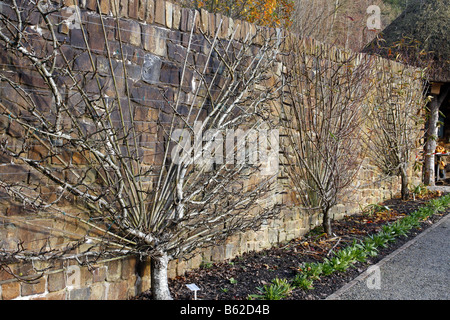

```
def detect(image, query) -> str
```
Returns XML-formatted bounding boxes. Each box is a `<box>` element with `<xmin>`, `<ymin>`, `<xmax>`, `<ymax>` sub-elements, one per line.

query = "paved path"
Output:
<box><xmin>327</xmin><ymin>213</ymin><xmax>450</xmax><ymax>300</ymax></box>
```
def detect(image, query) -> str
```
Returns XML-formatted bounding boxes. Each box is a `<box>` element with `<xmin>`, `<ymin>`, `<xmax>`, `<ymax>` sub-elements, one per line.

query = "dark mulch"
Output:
<box><xmin>134</xmin><ymin>193</ymin><xmax>449</xmax><ymax>300</ymax></box>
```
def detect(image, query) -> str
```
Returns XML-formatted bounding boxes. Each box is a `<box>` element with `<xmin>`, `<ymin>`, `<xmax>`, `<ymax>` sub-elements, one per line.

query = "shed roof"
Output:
<box><xmin>362</xmin><ymin>0</ymin><xmax>450</xmax><ymax>82</ymax></box>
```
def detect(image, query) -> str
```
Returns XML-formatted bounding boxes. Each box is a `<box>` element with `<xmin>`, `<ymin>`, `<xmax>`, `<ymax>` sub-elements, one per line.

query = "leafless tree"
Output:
<box><xmin>0</xmin><ymin>0</ymin><xmax>283</xmax><ymax>299</ymax></box>
<box><xmin>292</xmin><ymin>0</ymin><xmax>403</xmax><ymax>51</ymax></box>
<box><xmin>292</xmin><ymin>0</ymin><xmax>342</xmax><ymax>41</ymax></box>
<box><xmin>363</xmin><ymin>59</ymin><xmax>426</xmax><ymax>199</ymax></box>
<box><xmin>280</xmin><ymin>42</ymin><xmax>373</xmax><ymax>235</ymax></box>
<box><xmin>366</xmin><ymin>34</ymin><xmax>450</xmax><ymax>187</ymax></box>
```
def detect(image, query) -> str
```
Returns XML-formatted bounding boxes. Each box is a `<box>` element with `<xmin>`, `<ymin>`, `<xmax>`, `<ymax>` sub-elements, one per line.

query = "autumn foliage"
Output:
<box><xmin>192</xmin><ymin>0</ymin><xmax>294</xmax><ymax>28</ymax></box>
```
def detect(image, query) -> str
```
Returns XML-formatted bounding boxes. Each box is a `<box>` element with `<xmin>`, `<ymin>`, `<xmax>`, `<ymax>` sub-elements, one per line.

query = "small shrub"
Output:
<box><xmin>388</xmin><ymin>221</ymin><xmax>409</xmax><ymax>237</ymax></box>
<box><xmin>200</xmin><ymin>260</ymin><xmax>213</xmax><ymax>269</ymax></box>
<box><xmin>351</xmin><ymin>242</ymin><xmax>370</xmax><ymax>262</ymax></box>
<box><xmin>428</xmin><ymin>198</ymin><xmax>445</xmax><ymax>212</ymax></box>
<box><xmin>321</xmin><ymin>259</ymin><xmax>335</xmax><ymax>276</ymax></box>
<box><xmin>411</xmin><ymin>183</ymin><xmax>429</xmax><ymax>198</ymax></box>
<box><xmin>366</xmin><ymin>233</ymin><xmax>389</xmax><ymax>248</ymax></box>
<box><xmin>335</xmin><ymin>246</ymin><xmax>358</xmax><ymax>265</ymax></box>
<box><xmin>362</xmin><ymin>203</ymin><xmax>390</xmax><ymax>216</ymax></box>
<box><xmin>362</xmin><ymin>239</ymin><xmax>379</xmax><ymax>257</ymax></box>
<box><xmin>249</xmin><ymin>278</ymin><xmax>292</xmax><ymax>300</ymax></box>
<box><xmin>292</xmin><ymin>274</ymin><xmax>314</xmax><ymax>290</ymax></box>
<box><xmin>329</xmin><ymin>256</ymin><xmax>351</xmax><ymax>272</ymax></box>
<box><xmin>301</xmin><ymin>262</ymin><xmax>323</xmax><ymax>280</ymax></box>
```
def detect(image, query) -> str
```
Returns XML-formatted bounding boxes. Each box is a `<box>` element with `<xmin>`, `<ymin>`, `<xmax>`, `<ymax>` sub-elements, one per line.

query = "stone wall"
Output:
<box><xmin>0</xmin><ymin>0</ymin><xmax>422</xmax><ymax>299</ymax></box>
<box><xmin>0</xmin><ymin>256</ymin><xmax>149</xmax><ymax>300</ymax></box>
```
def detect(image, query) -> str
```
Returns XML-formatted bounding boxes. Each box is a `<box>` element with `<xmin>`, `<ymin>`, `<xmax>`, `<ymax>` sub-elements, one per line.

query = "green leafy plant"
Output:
<box><xmin>200</xmin><ymin>260</ymin><xmax>213</xmax><ymax>269</ymax></box>
<box><xmin>301</xmin><ymin>262</ymin><xmax>323</xmax><ymax>280</ymax></box>
<box><xmin>351</xmin><ymin>242</ymin><xmax>370</xmax><ymax>262</ymax></box>
<box><xmin>249</xmin><ymin>278</ymin><xmax>292</xmax><ymax>300</ymax></box>
<box><xmin>380</xmin><ymin>230</ymin><xmax>396</xmax><ymax>243</ymax></box>
<box><xmin>328</xmin><ymin>256</ymin><xmax>352</xmax><ymax>273</ymax></box>
<box><xmin>362</xmin><ymin>240</ymin><xmax>379</xmax><ymax>257</ymax></box>
<box><xmin>412</xmin><ymin>206</ymin><xmax>433</xmax><ymax>220</ymax></box>
<box><xmin>387</xmin><ymin>221</ymin><xmax>409</xmax><ymax>237</ymax></box>
<box><xmin>292</xmin><ymin>274</ymin><xmax>314</xmax><ymax>290</ymax></box>
<box><xmin>335</xmin><ymin>246</ymin><xmax>358</xmax><ymax>265</ymax></box>
<box><xmin>362</xmin><ymin>203</ymin><xmax>390</xmax><ymax>216</ymax></box>
<box><xmin>411</xmin><ymin>183</ymin><xmax>429</xmax><ymax>198</ymax></box>
<box><xmin>428</xmin><ymin>198</ymin><xmax>445</xmax><ymax>212</ymax></box>
<box><xmin>321</xmin><ymin>259</ymin><xmax>335</xmax><ymax>276</ymax></box>
<box><xmin>229</xmin><ymin>277</ymin><xmax>238</xmax><ymax>285</ymax></box>
<box><xmin>366</xmin><ymin>233</ymin><xmax>389</xmax><ymax>248</ymax></box>
<box><xmin>402</xmin><ymin>215</ymin><xmax>421</xmax><ymax>229</ymax></box>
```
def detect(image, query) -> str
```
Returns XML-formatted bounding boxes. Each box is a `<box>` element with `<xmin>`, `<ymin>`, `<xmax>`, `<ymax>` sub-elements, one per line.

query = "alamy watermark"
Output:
<box><xmin>366</xmin><ymin>265</ymin><xmax>381</xmax><ymax>289</ymax></box>
<box><xmin>170</xmin><ymin>121</ymin><xmax>279</xmax><ymax>176</ymax></box>
<box><xmin>367</xmin><ymin>5</ymin><xmax>382</xmax><ymax>30</ymax></box>
<box><xmin>63</xmin><ymin>5</ymin><xmax>82</xmax><ymax>30</ymax></box>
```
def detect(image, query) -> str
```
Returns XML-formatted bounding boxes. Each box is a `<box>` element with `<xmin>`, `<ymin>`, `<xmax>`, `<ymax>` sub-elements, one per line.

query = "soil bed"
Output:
<box><xmin>134</xmin><ymin>194</ymin><xmax>449</xmax><ymax>300</ymax></box>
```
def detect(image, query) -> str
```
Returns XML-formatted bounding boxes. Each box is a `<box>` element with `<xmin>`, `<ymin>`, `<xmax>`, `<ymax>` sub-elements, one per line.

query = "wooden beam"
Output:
<box><xmin>431</xmin><ymin>82</ymin><xmax>444</xmax><ymax>95</ymax></box>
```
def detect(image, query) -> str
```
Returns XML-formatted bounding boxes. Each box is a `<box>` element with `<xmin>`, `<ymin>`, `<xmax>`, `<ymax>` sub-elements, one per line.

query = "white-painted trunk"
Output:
<box><xmin>151</xmin><ymin>252</ymin><xmax>173</xmax><ymax>300</ymax></box>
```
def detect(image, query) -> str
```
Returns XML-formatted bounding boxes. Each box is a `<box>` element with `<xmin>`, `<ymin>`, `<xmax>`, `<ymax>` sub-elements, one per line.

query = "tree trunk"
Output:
<box><xmin>323</xmin><ymin>207</ymin><xmax>332</xmax><ymax>236</ymax></box>
<box><xmin>424</xmin><ymin>86</ymin><xmax>450</xmax><ymax>185</ymax></box>
<box><xmin>400</xmin><ymin>165</ymin><xmax>409</xmax><ymax>200</ymax></box>
<box><xmin>151</xmin><ymin>252</ymin><xmax>173</xmax><ymax>300</ymax></box>
<box><xmin>423</xmin><ymin>98</ymin><xmax>440</xmax><ymax>186</ymax></box>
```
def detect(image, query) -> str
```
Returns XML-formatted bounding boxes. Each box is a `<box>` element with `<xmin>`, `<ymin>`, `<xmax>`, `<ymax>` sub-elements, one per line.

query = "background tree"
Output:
<box><xmin>0</xmin><ymin>0</ymin><xmax>283</xmax><ymax>299</ymax></box>
<box><xmin>181</xmin><ymin>0</ymin><xmax>294</xmax><ymax>28</ymax></box>
<box><xmin>280</xmin><ymin>42</ymin><xmax>373</xmax><ymax>235</ymax></box>
<box><xmin>291</xmin><ymin>0</ymin><xmax>411</xmax><ymax>51</ymax></box>
<box><xmin>176</xmin><ymin>0</ymin><xmax>412</xmax><ymax>51</ymax></box>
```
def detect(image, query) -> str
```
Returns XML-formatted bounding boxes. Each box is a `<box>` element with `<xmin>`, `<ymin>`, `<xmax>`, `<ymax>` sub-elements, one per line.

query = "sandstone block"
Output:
<box><xmin>99</xmin><ymin>0</ymin><xmax>110</xmax><ymax>14</ymax></box>
<box><xmin>39</xmin><ymin>291</ymin><xmax>67</xmax><ymax>300</ymax></box>
<box><xmin>86</xmin><ymin>15</ymin><xmax>106</xmax><ymax>52</ymax></box>
<box><xmin>1</xmin><ymin>281</ymin><xmax>20</xmax><ymax>300</ymax></box>
<box><xmin>128</xmin><ymin>0</ymin><xmax>139</xmax><ymax>19</ymax></box>
<box><xmin>141</xmin><ymin>53</ymin><xmax>162</xmax><ymax>84</ymax></box>
<box><xmin>121</xmin><ymin>256</ymin><xmax>137</xmax><ymax>280</ymax></box>
<box><xmin>92</xmin><ymin>266</ymin><xmax>107</xmax><ymax>283</ymax></box>
<box><xmin>48</xmin><ymin>271</ymin><xmax>66</xmax><ymax>292</ymax></box>
<box><xmin>131</xmin><ymin>85</ymin><xmax>161</xmax><ymax>107</ymax></box>
<box><xmin>165</xmin><ymin>1</ymin><xmax>173</xmax><ymax>29</ymax></box>
<box><xmin>68</xmin><ymin>287</ymin><xmax>91</xmax><ymax>300</ymax></box>
<box><xmin>145</xmin><ymin>0</ymin><xmax>155</xmax><ymax>23</ymax></box>
<box><xmin>89</xmin><ymin>283</ymin><xmax>105</xmax><ymax>300</ymax></box>
<box><xmin>142</xmin><ymin>25</ymin><xmax>167</xmax><ymax>57</ymax></box>
<box><xmin>21</xmin><ymin>278</ymin><xmax>46</xmax><ymax>296</ymax></box>
<box><xmin>160</xmin><ymin>62</ymin><xmax>180</xmax><ymax>86</ymax></box>
<box><xmin>154</xmin><ymin>0</ymin><xmax>165</xmax><ymax>26</ymax></box>
<box><xmin>105</xmin><ymin>260</ymin><xmax>122</xmax><ymax>282</ymax></box>
<box><xmin>85</xmin><ymin>0</ymin><xmax>97</xmax><ymax>10</ymax></box>
<box><xmin>172</xmin><ymin>3</ymin><xmax>181</xmax><ymax>30</ymax></box>
<box><xmin>200</xmin><ymin>9</ymin><xmax>209</xmax><ymax>34</ymax></box>
<box><xmin>106</xmin><ymin>280</ymin><xmax>128</xmax><ymax>300</ymax></box>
